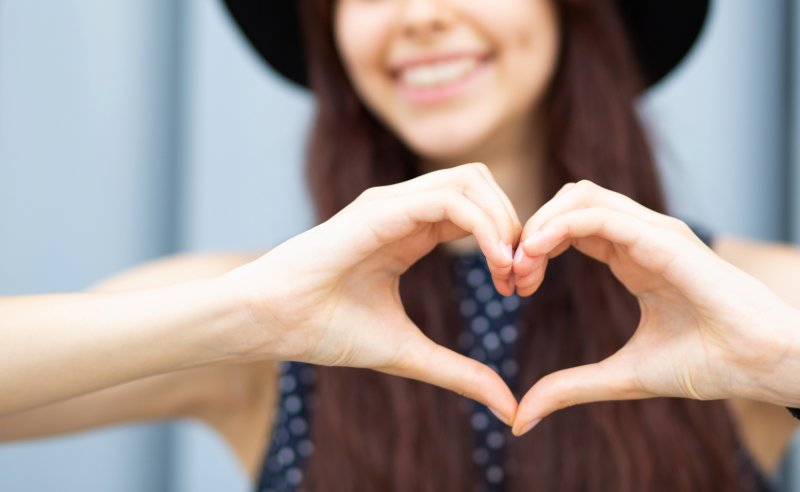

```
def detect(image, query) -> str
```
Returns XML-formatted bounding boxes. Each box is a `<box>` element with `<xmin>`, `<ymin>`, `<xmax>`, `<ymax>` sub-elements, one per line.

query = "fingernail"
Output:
<box><xmin>521</xmin><ymin>237</ymin><xmax>539</xmax><ymax>256</ymax></box>
<box><xmin>517</xmin><ymin>418</ymin><xmax>541</xmax><ymax>436</ymax></box>
<box><xmin>513</xmin><ymin>245</ymin><xmax>525</xmax><ymax>264</ymax></box>
<box><xmin>522</xmin><ymin>236</ymin><xmax>535</xmax><ymax>249</ymax></box>
<box><xmin>500</xmin><ymin>241</ymin><xmax>513</xmax><ymax>263</ymax></box>
<box><xmin>488</xmin><ymin>407</ymin><xmax>510</xmax><ymax>426</ymax></box>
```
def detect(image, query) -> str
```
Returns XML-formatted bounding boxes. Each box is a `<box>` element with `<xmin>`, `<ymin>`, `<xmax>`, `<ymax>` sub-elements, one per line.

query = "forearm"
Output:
<box><xmin>0</xmin><ymin>278</ymin><xmax>250</xmax><ymax>415</ymax></box>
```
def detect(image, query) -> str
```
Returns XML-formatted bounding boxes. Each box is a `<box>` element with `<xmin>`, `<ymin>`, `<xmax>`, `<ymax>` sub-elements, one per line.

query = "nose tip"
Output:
<box><xmin>401</xmin><ymin>0</ymin><xmax>453</xmax><ymax>40</ymax></box>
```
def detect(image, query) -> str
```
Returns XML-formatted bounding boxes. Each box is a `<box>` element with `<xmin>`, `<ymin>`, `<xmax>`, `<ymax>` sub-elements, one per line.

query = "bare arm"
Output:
<box><xmin>0</xmin><ymin>253</ymin><xmax>263</xmax><ymax>415</ymax></box>
<box><xmin>1</xmin><ymin>166</ymin><xmax>527</xmax><ymax>428</ymax></box>
<box><xmin>714</xmin><ymin>237</ymin><xmax>800</xmax><ymax>474</ymax></box>
<box><xmin>714</xmin><ymin>236</ymin><xmax>800</xmax><ymax>308</ymax></box>
<box><xmin>0</xmin><ymin>362</ymin><xmax>253</xmax><ymax>441</ymax></box>
<box><xmin>0</xmin><ymin>253</ymin><xmax>279</xmax><ymax>471</ymax></box>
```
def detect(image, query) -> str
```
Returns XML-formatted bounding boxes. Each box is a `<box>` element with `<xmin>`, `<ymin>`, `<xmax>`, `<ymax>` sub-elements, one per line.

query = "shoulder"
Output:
<box><xmin>88</xmin><ymin>250</ymin><xmax>265</xmax><ymax>292</ymax></box>
<box><xmin>712</xmin><ymin>235</ymin><xmax>800</xmax><ymax>284</ymax></box>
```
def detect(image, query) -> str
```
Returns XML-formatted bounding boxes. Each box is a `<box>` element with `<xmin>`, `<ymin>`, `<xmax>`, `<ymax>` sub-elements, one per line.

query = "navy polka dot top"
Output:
<box><xmin>257</xmin><ymin>250</ymin><xmax>526</xmax><ymax>492</ymax></box>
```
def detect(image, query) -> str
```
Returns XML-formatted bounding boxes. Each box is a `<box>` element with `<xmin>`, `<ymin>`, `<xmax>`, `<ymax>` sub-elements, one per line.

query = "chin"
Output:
<box><xmin>400</xmin><ymin>124</ymin><xmax>491</xmax><ymax>165</ymax></box>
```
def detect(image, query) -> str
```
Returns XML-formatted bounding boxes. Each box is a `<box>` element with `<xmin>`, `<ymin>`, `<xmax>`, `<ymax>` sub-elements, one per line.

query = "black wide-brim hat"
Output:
<box><xmin>222</xmin><ymin>0</ymin><xmax>709</xmax><ymax>89</ymax></box>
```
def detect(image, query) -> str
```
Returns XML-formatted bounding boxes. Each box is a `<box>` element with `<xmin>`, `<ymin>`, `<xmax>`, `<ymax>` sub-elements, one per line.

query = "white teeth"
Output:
<box><xmin>400</xmin><ymin>58</ymin><xmax>479</xmax><ymax>89</ymax></box>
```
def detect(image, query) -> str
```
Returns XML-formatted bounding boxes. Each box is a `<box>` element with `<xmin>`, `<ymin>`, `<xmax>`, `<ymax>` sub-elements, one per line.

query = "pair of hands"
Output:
<box><xmin>219</xmin><ymin>163</ymin><xmax>799</xmax><ymax>435</ymax></box>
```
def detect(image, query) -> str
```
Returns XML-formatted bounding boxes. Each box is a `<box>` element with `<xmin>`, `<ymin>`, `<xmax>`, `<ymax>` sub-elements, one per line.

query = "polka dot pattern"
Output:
<box><xmin>452</xmin><ymin>251</ymin><xmax>526</xmax><ymax>492</ymax></box>
<box><xmin>258</xmin><ymin>251</ymin><xmax>526</xmax><ymax>491</ymax></box>
<box><xmin>258</xmin><ymin>362</ymin><xmax>316</xmax><ymax>492</ymax></box>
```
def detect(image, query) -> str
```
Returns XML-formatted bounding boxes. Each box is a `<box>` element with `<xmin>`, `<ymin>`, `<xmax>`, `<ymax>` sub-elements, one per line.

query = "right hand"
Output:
<box><xmin>219</xmin><ymin>163</ymin><xmax>521</xmax><ymax>423</ymax></box>
<box><xmin>510</xmin><ymin>180</ymin><xmax>800</xmax><ymax>434</ymax></box>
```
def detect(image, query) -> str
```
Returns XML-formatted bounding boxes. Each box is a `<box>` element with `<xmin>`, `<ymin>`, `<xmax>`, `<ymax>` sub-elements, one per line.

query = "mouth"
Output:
<box><xmin>389</xmin><ymin>53</ymin><xmax>492</xmax><ymax>104</ymax></box>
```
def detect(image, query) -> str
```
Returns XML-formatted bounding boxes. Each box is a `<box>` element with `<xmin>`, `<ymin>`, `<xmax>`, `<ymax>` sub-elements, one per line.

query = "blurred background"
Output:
<box><xmin>0</xmin><ymin>0</ymin><xmax>798</xmax><ymax>490</ymax></box>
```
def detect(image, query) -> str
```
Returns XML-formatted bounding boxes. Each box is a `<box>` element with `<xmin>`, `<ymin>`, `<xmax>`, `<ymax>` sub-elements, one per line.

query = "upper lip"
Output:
<box><xmin>388</xmin><ymin>51</ymin><xmax>491</xmax><ymax>76</ymax></box>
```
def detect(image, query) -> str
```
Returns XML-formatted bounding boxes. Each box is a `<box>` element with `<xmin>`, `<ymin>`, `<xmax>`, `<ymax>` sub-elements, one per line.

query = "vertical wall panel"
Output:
<box><xmin>792</xmin><ymin>0</ymin><xmax>800</xmax><ymax>243</ymax></box>
<box><xmin>178</xmin><ymin>0</ymin><xmax>314</xmax><ymax>253</ymax></box>
<box><xmin>0</xmin><ymin>1</ymin><xmax>180</xmax><ymax>490</ymax></box>
<box><xmin>785</xmin><ymin>0</ymin><xmax>800</xmax><ymax>486</ymax></box>
<box><xmin>169</xmin><ymin>0</ymin><xmax>313</xmax><ymax>490</ymax></box>
<box><xmin>641</xmin><ymin>0</ymin><xmax>788</xmax><ymax>241</ymax></box>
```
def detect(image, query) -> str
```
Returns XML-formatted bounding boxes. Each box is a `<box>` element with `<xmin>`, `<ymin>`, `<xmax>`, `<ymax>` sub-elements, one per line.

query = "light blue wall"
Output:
<box><xmin>792</xmin><ymin>0</ymin><xmax>800</xmax><ymax>244</ymax></box>
<box><xmin>170</xmin><ymin>1</ymin><xmax>312</xmax><ymax>491</ymax></box>
<box><xmin>178</xmin><ymin>0</ymin><xmax>314</xmax><ymax>252</ymax></box>
<box><xmin>0</xmin><ymin>1</ymin><xmax>179</xmax><ymax>490</ymax></box>
<box><xmin>0</xmin><ymin>0</ymin><xmax>796</xmax><ymax>490</ymax></box>
<box><xmin>0</xmin><ymin>0</ymin><xmax>181</xmax><ymax>295</ymax></box>
<box><xmin>0</xmin><ymin>0</ymin><xmax>312</xmax><ymax>490</ymax></box>
<box><xmin>642</xmin><ymin>0</ymin><xmax>789</xmax><ymax>241</ymax></box>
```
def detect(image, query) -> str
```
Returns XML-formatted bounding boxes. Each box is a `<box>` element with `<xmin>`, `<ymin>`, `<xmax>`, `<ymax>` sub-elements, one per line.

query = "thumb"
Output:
<box><xmin>511</xmin><ymin>358</ymin><xmax>648</xmax><ymax>436</ymax></box>
<box><xmin>384</xmin><ymin>338</ymin><xmax>518</xmax><ymax>426</ymax></box>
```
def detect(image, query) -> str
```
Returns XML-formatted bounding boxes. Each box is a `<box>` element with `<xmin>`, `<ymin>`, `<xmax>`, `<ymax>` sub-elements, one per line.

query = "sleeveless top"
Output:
<box><xmin>256</xmin><ymin>227</ymin><xmax>774</xmax><ymax>492</ymax></box>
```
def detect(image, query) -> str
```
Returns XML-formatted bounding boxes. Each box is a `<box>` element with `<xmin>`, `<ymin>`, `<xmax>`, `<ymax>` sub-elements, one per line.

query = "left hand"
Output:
<box><xmin>509</xmin><ymin>180</ymin><xmax>800</xmax><ymax>436</ymax></box>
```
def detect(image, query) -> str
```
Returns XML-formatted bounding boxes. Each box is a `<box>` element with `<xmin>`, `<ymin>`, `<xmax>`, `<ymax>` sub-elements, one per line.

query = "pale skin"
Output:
<box><xmin>3</xmin><ymin>176</ymin><xmax>798</xmax><ymax>478</ymax></box>
<box><xmin>2</xmin><ymin>0</ymin><xmax>800</xmax><ymax>484</ymax></box>
<box><xmin>0</xmin><ymin>165</ymin><xmax>521</xmax><ymax>419</ymax></box>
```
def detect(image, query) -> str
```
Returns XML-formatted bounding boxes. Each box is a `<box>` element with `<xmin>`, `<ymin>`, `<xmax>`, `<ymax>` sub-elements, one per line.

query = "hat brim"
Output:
<box><xmin>222</xmin><ymin>0</ymin><xmax>709</xmax><ymax>89</ymax></box>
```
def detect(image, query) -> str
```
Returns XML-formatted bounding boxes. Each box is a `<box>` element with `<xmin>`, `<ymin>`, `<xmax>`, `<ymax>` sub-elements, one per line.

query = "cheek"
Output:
<box><xmin>473</xmin><ymin>0</ymin><xmax>561</xmax><ymax>105</ymax></box>
<box><xmin>334</xmin><ymin>3</ymin><xmax>394</xmax><ymax>106</ymax></box>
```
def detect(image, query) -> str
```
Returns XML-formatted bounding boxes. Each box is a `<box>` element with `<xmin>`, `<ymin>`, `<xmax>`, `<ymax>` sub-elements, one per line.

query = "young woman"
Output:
<box><xmin>2</xmin><ymin>0</ymin><xmax>799</xmax><ymax>491</ymax></box>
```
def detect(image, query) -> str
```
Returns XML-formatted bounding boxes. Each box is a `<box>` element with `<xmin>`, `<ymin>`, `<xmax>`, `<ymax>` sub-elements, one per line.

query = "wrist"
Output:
<box><xmin>178</xmin><ymin>275</ymin><xmax>270</xmax><ymax>367</ymax></box>
<box><xmin>125</xmin><ymin>277</ymin><xmax>263</xmax><ymax>370</ymax></box>
<box><xmin>198</xmin><ymin>263</ymin><xmax>295</xmax><ymax>365</ymax></box>
<box><xmin>740</xmin><ymin>305</ymin><xmax>800</xmax><ymax>408</ymax></box>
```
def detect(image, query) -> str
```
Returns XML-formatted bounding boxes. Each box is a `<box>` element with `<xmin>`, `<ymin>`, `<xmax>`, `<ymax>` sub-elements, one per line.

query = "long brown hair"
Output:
<box><xmin>300</xmin><ymin>0</ymin><xmax>757</xmax><ymax>490</ymax></box>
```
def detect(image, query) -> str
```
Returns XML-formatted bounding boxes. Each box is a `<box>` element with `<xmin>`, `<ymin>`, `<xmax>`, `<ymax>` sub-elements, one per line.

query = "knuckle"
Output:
<box><xmin>538</xmin><ymin>376</ymin><xmax>572</xmax><ymax>411</ymax></box>
<box><xmin>668</xmin><ymin>216</ymin><xmax>692</xmax><ymax>234</ymax></box>
<box><xmin>472</xmin><ymin>162</ymin><xmax>490</xmax><ymax>174</ymax></box>
<box><xmin>467</xmin><ymin>363</ymin><xmax>494</xmax><ymax>394</ymax></box>
<box><xmin>358</xmin><ymin>186</ymin><xmax>382</xmax><ymax>201</ymax></box>
<box><xmin>441</xmin><ymin>188</ymin><xmax>463</xmax><ymax>205</ymax></box>
<box><xmin>387</xmin><ymin>341</ymin><xmax>417</xmax><ymax>374</ymax></box>
<box><xmin>460</xmin><ymin>163</ymin><xmax>485</xmax><ymax>182</ymax></box>
<box><xmin>585</xmin><ymin>206</ymin><xmax>606</xmax><ymax>223</ymax></box>
<box><xmin>554</xmin><ymin>181</ymin><xmax>578</xmax><ymax>198</ymax></box>
<box><xmin>574</xmin><ymin>179</ymin><xmax>597</xmax><ymax>196</ymax></box>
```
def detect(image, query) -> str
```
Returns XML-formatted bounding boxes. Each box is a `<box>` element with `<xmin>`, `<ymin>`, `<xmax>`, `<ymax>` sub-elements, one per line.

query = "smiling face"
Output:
<box><xmin>334</xmin><ymin>0</ymin><xmax>561</xmax><ymax>163</ymax></box>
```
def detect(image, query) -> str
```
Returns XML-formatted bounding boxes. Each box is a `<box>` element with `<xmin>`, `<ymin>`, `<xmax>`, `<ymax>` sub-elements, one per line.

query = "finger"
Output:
<box><xmin>393</xmin><ymin>189</ymin><xmax>513</xmax><ymax>273</ymax></box>
<box><xmin>369</xmin><ymin>166</ymin><xmax>517</xmax><ymax>294</ymax></box>
<box><xmin>512</xmin><ymin>238</ymin><xmax>568</xmax><ymax>297</ymax></box>
<box><xmin>521</xmin><ymin>207</ymin><xmax>682</xmax><ymax>275</ymax></box>
<box><xmin>513</xmin><ymin>237</ymin><xmax>568</xmax><ymax>277</ymax></box>
<box><xmin>386</xmin><ymin>338</ymin><xmax>518</xmax><ymax>425</ymax></box>
<box><xmin>512</xmin><ymin>358</ymin><xmax>649</xmax><ymax>436</ymax></box>
<box><xmin>404</xmin><ymin>164</ymin><xmax>519</xmax><ymax>267</ymax></box>
<box><xmin>513</xmin><ymin>257</ymin><xmax>547</xmax><ymax>297</ymax></box>
<box><xmin>468</xmin><ymin>164</ymin><xmax>523</xmax><ymax>293</ymax></box>
<box><xmin>434</xmin><ymin>222</ymin><xmax>518</xmax><ymax>296</ymax></box>
<box><xmin>457</xmin><ymin>168</ymin><xmax>519</xmax><ymax>290</ymax></box>
<box><xmin>514</xmin><ymin>207</ymin><xmax>666</xmax><ymax>297</ymax></box>
<box><xmin>449</xmin><ymin>165</ymin><xmax>520</xmax><ymax>293</ymax></box>
<box><xmin>520</xmin><ymin>180</ymin><xmax>671</xmax><ymax>246</ymax></box>
<box><xmin>471</xmin><ymin>163</ymin><xmax>523</xmax><ymax>242</ymax></box>
<box><xmin>451</xmin><ymin>164</ymin><xmax>518</xmax><ymax>268</ymax></box>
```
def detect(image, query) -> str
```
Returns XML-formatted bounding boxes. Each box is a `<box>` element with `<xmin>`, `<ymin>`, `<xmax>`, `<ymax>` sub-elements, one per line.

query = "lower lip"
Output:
<box><xmin>395</xmin><ymin>59</ymin><xmax>491</xmax><ymax>104</ymax></box>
